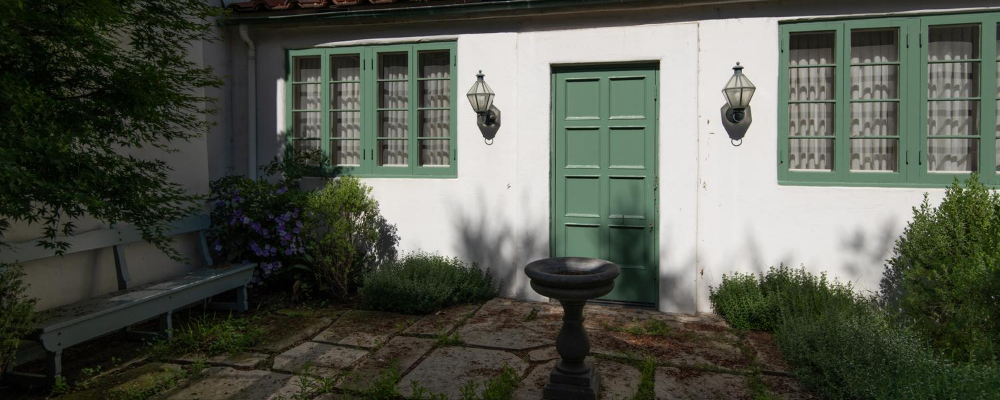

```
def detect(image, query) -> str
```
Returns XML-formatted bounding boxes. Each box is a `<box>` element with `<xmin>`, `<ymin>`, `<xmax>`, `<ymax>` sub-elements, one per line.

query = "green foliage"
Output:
<box><xmin>709</xmin><ymin>265</ymin><xmax>861</xmax><ymax>332</ymax></box>
<box><xmin>0</xmin><ymin>263</ymin><xmax>35</xmax><ymax>376</ymax></box>
<box><xmin>150</xmin><ymin>313</ymin><xmax>265</xmax><ymax>358</ymax></box>
<box><xmin>606</xmin><ymin>318</ymin><xmax>672</xmax><ymax>337</ymax></box>
<box><xmin>358</xmin><ymin>362</ymin><xmax>402</xmax><ymax>400</ymax></box>
<box><xmin>776</xmin><ymin>309</ymin><xmax>1000</xmax><ymax>400</ymax></box>
<box><xmin>458</xmin><ymin>364</ymin><xmax>520</xmax><ymax>400</ymax></box>
<box><xmin>882</xmin><ymin>175</ymin><xmax>1000</xmax><ymax>363</ymax></box>
<box><xmin>632</xmin><ymin>357</ymin><xmax>656</xmax><ymax>400</ymax></box>
<box><xmin>208</xmin><ymin>158</ymin><xmax>311</xmax><ymax>287</ymax></box>
<box><xmin>360</xmin><ymin>252</ymin><xmax>499</xmax><ymax>315</ymax></box>
<box><xmin>303</xmin><ymin>177</ymin><xmax>397</xmax><ymax>299</ymax></box>
<box><xmin>434</xmin><ymin>332</ymin><xmax>465</xmax><ymax>346</ymax></box>
<box><xmin>712</xmin><ymin>265</ymin><xmax>1000</xmax><ymax>400</ymax></box>
<box><xmin>0</xmin><ymin>0</ymin><xmax>223</xmax><ymax>258</ymax></box>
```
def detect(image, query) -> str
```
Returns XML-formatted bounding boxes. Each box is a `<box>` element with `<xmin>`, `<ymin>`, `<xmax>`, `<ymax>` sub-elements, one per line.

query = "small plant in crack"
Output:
<box><xmin>435</xmin><ymin>332</ymin><xmax>465</xmax><ymax>346</ymax></box>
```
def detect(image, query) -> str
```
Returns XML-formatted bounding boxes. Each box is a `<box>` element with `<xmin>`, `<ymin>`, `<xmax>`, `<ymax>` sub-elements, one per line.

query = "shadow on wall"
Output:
<box><xmin>449</xmin><ymin>189</ymin><xmax>544</xmax><ymax>301</ymax></box>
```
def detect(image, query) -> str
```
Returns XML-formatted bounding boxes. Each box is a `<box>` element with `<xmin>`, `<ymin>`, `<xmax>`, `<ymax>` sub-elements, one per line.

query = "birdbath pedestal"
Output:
<box><xmin>524</xmin><ymin>257</ymin><xmax>621</xmax><ymax>400</ymax></box>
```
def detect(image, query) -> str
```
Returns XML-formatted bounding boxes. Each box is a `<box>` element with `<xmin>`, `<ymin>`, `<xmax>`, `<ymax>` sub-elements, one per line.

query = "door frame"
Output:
<box><xmin>548</xmin><ymin>62</ymin><xmax>661</xmax><ymax>308</ymax></box>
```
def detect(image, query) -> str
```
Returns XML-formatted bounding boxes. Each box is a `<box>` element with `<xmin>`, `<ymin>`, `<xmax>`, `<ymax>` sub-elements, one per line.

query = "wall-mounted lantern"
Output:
<box><xmin>720</xmin><ymin>62</ymin><xmax>755</xmax><ymax>146</ymax></box>
<box><xmin>467</xmin><ymin>70</ymin><xmax>501</xmax><ymax>144</ymax></box>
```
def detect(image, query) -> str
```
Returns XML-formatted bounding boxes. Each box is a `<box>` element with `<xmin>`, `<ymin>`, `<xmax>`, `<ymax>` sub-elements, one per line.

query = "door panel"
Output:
<box><xmin>553</xmin><ymin>65</ymin><xmax>658</xmax><ymax>305</ymax></box>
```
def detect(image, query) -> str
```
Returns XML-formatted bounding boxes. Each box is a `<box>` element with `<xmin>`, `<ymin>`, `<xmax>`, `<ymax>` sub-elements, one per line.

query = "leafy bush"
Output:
<box><xmin>208</xmin><ymin>158</ymin><xmax>310</xmax><ymax>287</ymax></box>
<box><xmin>360</xmin><ymin>253</ymin><xmax>498</xmax><ymax>315</ymax></box>
<box><xmin>0</xmin><ymin>263</ymin><xmax>35</xmax><ymax>375</ymax></box>
<box><xmin>303</xmin><ymin>177</ymin><xmax>397</xmax><ymax>299</ymax></box>
<box><xmin>882</xmin><ymin>175</ymin><xmax>1000</xmax><ymax>363</ymax></box>
<box><xmin>709</xmin><ymin>265</ymin><xmax>861</xmax><ymax>332</ymax></box>
<box><xmin>776</xmin><ymin>309</ymin><xmax>1000</xmax><ymax>400</ymax></box>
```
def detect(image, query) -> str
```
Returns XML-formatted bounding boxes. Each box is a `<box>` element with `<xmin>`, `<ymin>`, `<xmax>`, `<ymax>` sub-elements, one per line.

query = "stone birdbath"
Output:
<box><xmin>524</xmin><ymin>257</ymin><xmax>621</xmax><ymax>400</ymax></box>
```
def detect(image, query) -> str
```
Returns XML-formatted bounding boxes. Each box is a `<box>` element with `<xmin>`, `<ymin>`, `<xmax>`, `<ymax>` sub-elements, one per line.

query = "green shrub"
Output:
<box><xmin>0</xmin><ymin>263</ymin><xmax>35</xmax><ymax>375</ymax></box>
<box><xmin>882</xmin><ymin>174</ymin><xmax>1000</xmax><ymax>363</ymax></box>
<box><xmin>303</xmin><ymin>177</ymin><xmax>397</xmax><ymax>299</ymax></box>
<box><xmin>776</xmin><ymin>309</ymin><xmax>1000</xmax><ymax>400</ymax></box>
<box><xmin>709</xmin><ymin>265</ymin><xmax>861</xmax><ymax>332</ymax></box>
<box><xmin>150</xmin><ymin>313</ymin><xmax>265</xmax><ymax>358</ymax></box>
<box><xmin>359</xmin><ymin>253</ymin><xmax>498</xmax><ymax>315</ymax></box>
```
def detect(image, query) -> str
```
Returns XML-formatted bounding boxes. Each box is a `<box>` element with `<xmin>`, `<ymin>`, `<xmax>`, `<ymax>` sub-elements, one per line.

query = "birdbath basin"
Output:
<box><xmin>525</xmin><ymin>257</ymin><xmax>620</xmax><ymax>400</ymax></box>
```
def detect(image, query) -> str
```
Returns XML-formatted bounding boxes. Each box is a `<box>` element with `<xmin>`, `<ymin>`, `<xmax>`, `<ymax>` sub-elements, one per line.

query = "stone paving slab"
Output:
<box><xmin>513</xmin><ymin>360</ymin><xmax>556</xmax><ymax>400</ymax></box>
<box><xmin>155</xmin><ymin>367</ymin><xmax>296</xmax><ymax>400</ymax></box>
<box><xmin>397</xmin><ymin>346</ymin><xmax>528</xmax><ymax>399</ymax></box>
<box><xmin>272</xmin><ymin>342</ymin><xmax>368</xmax><ymax>377</ymax></box>
<box><xmin>654</xmin><ymin>367</ymin><xmax>749</xmax><ymax>400</ymax></box>
<box><xmin>588</xmin><ymin>328</ymin><xmax>748</xmax><ymax>371</ymax></box>
<box><xmin>527</xmin><ymin>346</ymin><xmax>559</xmax><ymax>362</ymax></box>
<box><xmin>315</xmin><ymin>310</ymin><xmax>415</xmax><ymax>348</ymax></box>
<box><xmin>747</xmin><ymin>332</ymin><xmax>791</xmax><ymax>374</ymax></box>
<box><xmin>176</xmin><ymin>352</ymin><xmax>268</xmax><ymax>370</ymax></box>
<box><xmin>403</xmin><ymin>304</ymin><xmax>480</xmax><ymax>336</ymax></box>
<box><xmin>513</xmin><ymin>358</ymin><xmax>640</xmax><ymax>400</ymax></box>
<box><xmin>341</xmin><ymin>336</ymin><xmax>435</xmax><ymax>391</ymax></box>
<box><xmin>457</xmin><ymin>298</ymin><xmax>557</xmax><ymax>349</ymax></box>
<box><xmin>257</xmin><ymin>316</ymin><xmax>335</xmax><ymax>353</ymax></box>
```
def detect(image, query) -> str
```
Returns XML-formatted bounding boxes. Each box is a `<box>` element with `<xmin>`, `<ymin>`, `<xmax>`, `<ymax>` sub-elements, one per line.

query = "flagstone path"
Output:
<box><xmin>57</xmin><ymin>298</ymin><xmax>815</xmax><ymax>399</ymax></box>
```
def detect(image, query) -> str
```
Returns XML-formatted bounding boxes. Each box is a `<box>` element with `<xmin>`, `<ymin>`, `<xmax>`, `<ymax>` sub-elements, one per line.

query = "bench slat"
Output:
<box><xmin>0</xmin><ymin>215</ymin><xmax>211</xmax><ymax>264</ymax></box>
<box><xmin>34</xmin><ymin>263</ymin><xmax>255</xmax><ymax>334</ymax></box>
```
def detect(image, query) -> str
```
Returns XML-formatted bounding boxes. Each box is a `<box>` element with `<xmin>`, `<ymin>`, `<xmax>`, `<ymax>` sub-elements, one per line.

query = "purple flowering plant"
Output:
<box><xmin>207</xmin><ymin>158</ymin><xmax>313</xmax><ymax>287</ymax></box>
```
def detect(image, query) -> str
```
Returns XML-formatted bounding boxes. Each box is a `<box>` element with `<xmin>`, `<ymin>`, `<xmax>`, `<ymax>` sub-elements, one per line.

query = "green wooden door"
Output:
<box><xmin>552</xmin><ymin>65</ymin><xmax>658</xmax><ymax>305</ymax></box>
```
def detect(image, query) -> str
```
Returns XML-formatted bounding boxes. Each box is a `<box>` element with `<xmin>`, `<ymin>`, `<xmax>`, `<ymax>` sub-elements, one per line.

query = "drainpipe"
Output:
<box><xmin>238</xmin><ymin>24</ymin><xmax>257</xmax><ymax>180</ymax></box>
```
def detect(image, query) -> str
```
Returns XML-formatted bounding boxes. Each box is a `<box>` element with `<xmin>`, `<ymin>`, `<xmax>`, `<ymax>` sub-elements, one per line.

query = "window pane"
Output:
<box><xmin>332</xmin><ymin>111</ymin><xmax>361</xmax><ymax>139</ymax></box>
<box><xmin>419</xmin><ymin>51</ymin><xmax>451</xmax><ymax>79</ymax></box>
<box><xmin>332</xmin><ymin>140</ymin><xmax>361</xmax><ymax>166</ymax></box>
<box><xmin>332</xmin><ymin>83</ymin><xmax>360</xmax><ymax>110</ymax></box>
<box><xmin>789</xmin><ymin>103</ymin><xmax>835</xmax><ymax>136</ymax></box>
<box><xmin>928</xmin><ymin>63</ymin><xmax>980</xmax><ymax>98</ymax></box>
<box><xmin>928</xmin><ymin>100</ymin><xmax>980</xmax><ymax>136</ymax></box>
<box><xmin>789</xmin><ymin>67</ymin><xmax>835</xmax><ymax>101</ymax></box>
<box><xmin>851</xmin><ymin>29</ymin><xmax>898</xmax><ymax>63</ymax></box>
<box><xmin>851</xmin><ymin>65</ymin><xmax>898</xmax><ymax>99</ymax></box>
<box><xmin>789</xmin><ymin>138</ymin><xmax>834</xmax><ymax>171</ymax></box>
<box><xmin>331</xmin><ymin>54</ymin><xmax>361</xmax><ymax>81</ymax></box>
<box><xmin>420</xmin><ymin>80</ymin><xmax>452</xmax><ymax>108</ymax></box>
<box><xmin>928</xmin><ymin>138</ymin><xmax>978</xmax><ymax>172</ymax></box>
<box><xmin>379</xmin><ymin>52</ymin><xmax>409</xmax><ymax>79</ymax></box>
<box><xmin>928</xmin><ymin>25</ymin><xmax>980</xmax><ymax>61</ymax></box>
<box><xmin>790</xmin><ymin>32</ymin><xmax>836</xmax><ymax>65</ymax></box>
<box><xmin>378</xmin><ymin>111</ymin><xmax>408</xmax><ymax>138</ymax></box>
<box><xmin>419</xmin><ymin>110</ymin><xmax>450</xmax><ymax>138</ymax></box>
<box><xmin>851</xmin><ymin>102</ymin><xmax>898</xmax><ymax>137</ymax></box>
<box><xmin>293</xmin><ymin>84</ymin><xmax>321</xmax><ymax>110</ymax></box>
<box><xmin>379</xmin><ymin>81</ymin><xmax>409</xmax><ymax>108</ymax></box>
<box><xmin>294</xmin><ymin>57</ymin><xmax>321</xmax><ymax>82</ymax></box>
<box><xmin>850</xmin><ymin>139</ymin><xmax>898</xmax><ymax>172</ymax></box>
<box><xmin>420</xmin><ymin>140</ymin><xmax>450</xmax><ymax>166</ymax></box>
<box><xmin>379</xmin><ymin>140</ymin><xmax>408</xmax><ymax>166</ymax></box>
<box><xmin>292</xmin><ymin>112</ymin><xmax>321</xmax><ymax>139</ymax></box>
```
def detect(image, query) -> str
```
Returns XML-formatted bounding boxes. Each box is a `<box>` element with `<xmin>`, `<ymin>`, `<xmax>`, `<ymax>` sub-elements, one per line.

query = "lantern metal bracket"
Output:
<box><xmin>720</xmin><ymin>104</ymin><xmax>751</xmax><ymax>146</ymax></box>
<box><xmin>477</xmin><ymin>104</ymin><xmax>501</xmax><ymax>144</ymax></box>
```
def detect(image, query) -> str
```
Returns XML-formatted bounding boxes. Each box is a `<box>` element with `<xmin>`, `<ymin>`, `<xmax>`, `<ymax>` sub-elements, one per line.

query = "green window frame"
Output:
<box><xmin>286</xmin><ymin>41</ymin><xmax>458</xmax><ymax>178</ymax></box>
<box><xmin>779</xmin><ymin>12</ymin><xmax>1000</xmax><ymax>187</ymax></box>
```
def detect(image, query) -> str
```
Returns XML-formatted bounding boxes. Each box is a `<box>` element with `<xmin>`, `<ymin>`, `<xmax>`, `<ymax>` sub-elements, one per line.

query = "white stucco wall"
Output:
<box><xmin>239</xmin><ymin>2</ymin><xmax>998</xmax><ymax>313</ymax></box>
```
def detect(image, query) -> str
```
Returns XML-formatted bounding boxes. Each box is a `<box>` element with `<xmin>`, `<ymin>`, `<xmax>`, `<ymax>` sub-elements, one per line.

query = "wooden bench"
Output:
<box><xmin>0</xmin><ymin>215</ymin><xmax>255</xmax><ymax>384</ymax></box>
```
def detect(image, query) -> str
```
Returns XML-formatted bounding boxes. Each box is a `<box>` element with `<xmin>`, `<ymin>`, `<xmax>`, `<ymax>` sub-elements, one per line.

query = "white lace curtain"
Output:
<box><xmin>927</xmin><ymin>25</ymin><xmax>980</xmax><ymax>172</ymax></box>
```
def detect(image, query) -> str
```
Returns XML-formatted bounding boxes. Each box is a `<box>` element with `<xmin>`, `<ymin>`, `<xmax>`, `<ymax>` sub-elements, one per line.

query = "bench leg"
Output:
<box><xmin>45</xmin><ymin>350</ymin><xmax>62</xmax><ymax>385</ymax></box>
<box><xmin>235</xmin><ymin>285</ymin><xmax>249</xmax><ymax>312</ymax></box>
<box><xmin>207</xmin><ymin>285</ymin><xmax>249</xmax><ymax>313</ymax></box>
<box><xmin>126</xmin><ymin>311</ymin><xmax>173</xmax><ymax>341</ymax></box>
